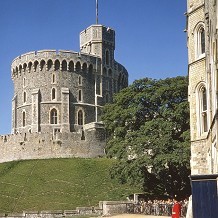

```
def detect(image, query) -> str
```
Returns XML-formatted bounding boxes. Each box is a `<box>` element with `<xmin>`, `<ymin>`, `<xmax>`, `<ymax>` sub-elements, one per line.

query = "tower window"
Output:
<box><xmin>105</xmin><ymin>50</ymin><xmax>110</xmax><ymax>65</ymax></box>
<box><xmin>28</xmin><ymin>62</ymin><xmax>32</xmax><ymax>72</ymax></box>
<box><xmin>82</xmin><ymin>63</ymin><xmax>87</xmax><ymax>74</ymax></box>
<box><xmin>69</xmin><ymin>61</ymin><xmax>74</xmax><ymax>72</ymax></box>
<box><xmin>78</xmin><ymin>110</ymin><xmax>84</xmax><ymax>125</ymax></box>
<box><xmin>78</xmin><ymin>76</ymin><xmax>82</xmax><ymax>85</ymax></box>
<box><xmin>55</xmin><ymin>60</ymin><xmax>60</xmax><ymax>71</ymax></box>
<box><xmin>62</xmin><ymin>60</ymin><xmax>67</xmax><ymax>71</ymax></box>
<box><xmin>78</xmin><ymin>89</ymin><xmax>82</xmax><ymax>102</ymax></box>
<box><xmin>47</xmin><ymin>60</ymin><xmax>53</xmax><ymax>71</ymax></box>
<box><xmin>200</xmin><ymin>28</ymin><xmax>205</xmax><ymax>54</ymax></box>
<box><xmin>195</xmin><ymin>24</ymin><xmax>206</xmax><ymax>59</ymax></box>
<box><xmin>40</xmin><ymin>60</ymin><xmax>45</xmax><ymax>71</ymax></box>
<box><xmin>50</xmin><ymin>108</ymin><xmax>58</xmax><ymax>124</ymax></box>
<box><xmin>201</xmin><ymin>87</ymin><xmax>207</xmax><ymax>132</ymax></box>
<box><xmin>198</xmin><ymin>85</ymin><xmax>208</xmax><ymax>134</ymax></box>
<box><xmin>23</xmin><ymin>92</ymin><xmax>27</xmax><ymax>103</ymax></box>
<box><xmin>23</xmin><ymin>63</ymin><xmax>27</xmax><ymax>72</ymax></box>
<box><xmin>52</xmin><ymin>88</ymin><xmax>56</xmax><ymax>100</ymax></box>
<box><xmin>22</xmin><ymin>111</ymin><xmax>26</xmax><ymax>127</ymax></box>
<box><xmin>89</xmin><ymin>64</ymin><xmax>93</xmax><ymax>74</ymax></box>
<box><xmin>23</xmin><ymin>78</ymin><xmax>26</xmax><ymax>87</ymax></box>
<box><xmin>52</xmin><ymin>74</ymin><xmax>56</xmax><ymax>84</ymax></box>
<box><xmin>76</xmin><ymin>62</ymin><xmax>81</xmax><ymax>72</ymax></box>
<box><xmin>34</xmin><ymin>61</ymin><xmax>39</xmax><ymax>71</ymax></box>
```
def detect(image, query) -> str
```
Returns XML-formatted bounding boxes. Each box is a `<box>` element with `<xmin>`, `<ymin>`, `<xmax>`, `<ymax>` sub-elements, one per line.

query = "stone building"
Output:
<box><xmin>0</xmin><ymin>24</ymin><xmax>128</xmax><ymax>163</ymax></box>
<box><xmin>187</xmin><ymin>0</ymin><xmax>218</xmax><ymax>175</ymax></box>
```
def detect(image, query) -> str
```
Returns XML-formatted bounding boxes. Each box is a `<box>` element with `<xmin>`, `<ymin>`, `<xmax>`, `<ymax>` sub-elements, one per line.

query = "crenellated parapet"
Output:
<box><xmin>0</xmin><ymin>122</ymin><xmax>105</xmax><ymax>163</ymax></box>
<box><xmin>11</xmin><ymin>50</ymin><xmax>100</xmax><ymax>79</ymax></box>
<box><xmin>11</xmin><ymin>49</ymin><xmax>128</xmax><ymax>83</ymax></box>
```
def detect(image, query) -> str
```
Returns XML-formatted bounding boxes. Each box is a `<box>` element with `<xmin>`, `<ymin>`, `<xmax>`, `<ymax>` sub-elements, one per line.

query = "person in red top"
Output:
<box><xmin>172</xmin><ymin>199</ymin><xmax>181</xmax><ymax>218</ymax></box>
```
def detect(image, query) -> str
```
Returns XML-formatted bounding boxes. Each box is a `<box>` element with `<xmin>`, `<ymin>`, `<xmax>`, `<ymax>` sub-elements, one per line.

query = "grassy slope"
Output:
<box><xmin>0</xmin><ymin>158</ymin><xmax>141</xmax><ymax>213</ymax></box>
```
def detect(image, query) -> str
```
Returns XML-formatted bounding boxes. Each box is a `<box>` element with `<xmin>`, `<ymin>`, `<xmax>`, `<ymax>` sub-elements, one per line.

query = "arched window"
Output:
<box><xmin>69</xmin><ymin>61</ymin><xmax>74</xmax><ymax>72</ymax></box>
<box><xmin>23</xmin><ymin>91</ymin><xmax>27</xmax><ymax>103</ymax></box>
<box><xmin>28</xmin><ymin>62</ymin><xmax>32</xmax><ymax>72</ymax></box>
<box><xmin>40</xmin><ymin>60</ymin><xmax>45</xmax><ymax>71</ymax></box>
<box><xmin>47</xmin><ymin>60</ymin><xmax>53</xmax><ymax>71</ymax></box>
<box><xmin>23</xmin><ymin>63</ymin><xmax>27</xmax><ymax>72</ymax></box>
<box><xmin>78</xmin><ymin>110</ymin><xmax>83</xmax><ymax>125</ymax></box>
<box><xmin>52</xmin><ymin>88</ymin><xmax>56</xmax><ymax>100</ymax></box>
<box><xmin>195</xmin><ymin>24</ymin><xmax>206</xmax><ymax>59</ymax></box>
<box><xmin>82</xmin><ymin>63</ymin><xmax>87</xmax><ymax>73</ymax></box>
<box><xmin>34</xmin><ymin>61</ymin><xmax>39</xmax><ymax>71</ymax></box>
<box><xmin>76</xmin><ymin>62</ymin><xmax>81</xmax><ymax>72</ymax></box>
<box><xmin>201</xmin><ymin>87</ymin><xmax>207</xmax><ymax>132</ymax></box>
<box><xmin>89</xmin><ymin>64</ymin><xmax>93</xmax><ymax>74</ymax></box>
<box><xmin>50</xmin><ymin>108</ymin><xmax>58</xmax><ymax>124</ymax></box>
<box><xmin>55</xmin><ymin>60</ymin><xmax>60</xmax><ymax>71</ymax></box>
<box><xmin>22</xmin><ymin>111</ymin><xmax>26</xmax><ymax>127</ymax></box>
<box><xmin>198</xmin><ymin>85</ymin><xmax>208</xmax><ymax>134</ymax></box>
<box><xmin>19</xmin><ymin>65</ymin><xmax>22</xmax><ymax>73</ymax></box>
<box><xmin>62</xmin><ymin>60</ymin><xmax>67</xmax><ymax>71</ymax></box>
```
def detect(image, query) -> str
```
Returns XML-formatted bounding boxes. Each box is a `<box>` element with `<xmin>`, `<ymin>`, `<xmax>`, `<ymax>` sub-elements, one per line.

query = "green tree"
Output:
<box><xmin>102</xmin><ymin>76</ymin><xmax>191</xmax><ymax>199</ymax></box>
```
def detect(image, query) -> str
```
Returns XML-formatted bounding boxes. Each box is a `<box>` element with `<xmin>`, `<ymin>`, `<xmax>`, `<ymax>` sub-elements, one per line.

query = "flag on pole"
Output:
<box><xmin>96</xmin><ymin>0</ymin><xmax>99</xmax><ymax>24</ymax></box>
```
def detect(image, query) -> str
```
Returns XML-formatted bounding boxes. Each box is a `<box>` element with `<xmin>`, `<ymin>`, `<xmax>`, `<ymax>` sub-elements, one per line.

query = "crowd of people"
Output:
<box><xmin>127</xmin><ymin>199</ymin><xmax>188</xmax><ymax>217</ymax></box>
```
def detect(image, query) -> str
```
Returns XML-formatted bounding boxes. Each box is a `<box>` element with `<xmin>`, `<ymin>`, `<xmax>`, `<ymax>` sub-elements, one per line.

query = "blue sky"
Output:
<box><xmin>0</xmin><ymin>0</ymin><xmax>187</xmax><ymax>134</ymax></box>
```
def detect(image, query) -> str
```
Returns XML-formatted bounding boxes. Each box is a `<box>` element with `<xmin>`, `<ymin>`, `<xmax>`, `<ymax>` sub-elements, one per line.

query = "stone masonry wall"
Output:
<box><xmin>0</xmin><ymin>123</ymin><xmax>105</xmax><ymax>163</ymax></box>
<box><xmin>187</xmin><ymin>1</ymin><xmax>210</xmax><ymax>174</ymax></box>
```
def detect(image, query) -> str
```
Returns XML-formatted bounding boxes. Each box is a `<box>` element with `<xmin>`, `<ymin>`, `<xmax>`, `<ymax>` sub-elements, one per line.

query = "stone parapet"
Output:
<box><xmin>0</xmin><ymin>127</ymin><xmax>106</xmax><ymax>163</ymax></box>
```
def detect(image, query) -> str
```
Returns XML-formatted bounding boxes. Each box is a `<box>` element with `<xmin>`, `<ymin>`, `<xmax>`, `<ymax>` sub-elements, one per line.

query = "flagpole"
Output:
<box><xmin>96</xmin><ymin>0</ymin><xmax>98</xmax><ymax>24</ymax></box>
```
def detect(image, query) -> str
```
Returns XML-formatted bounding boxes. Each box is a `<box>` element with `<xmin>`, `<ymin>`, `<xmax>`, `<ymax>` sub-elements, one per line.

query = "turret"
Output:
<box><xmin>80</xmin><ymin>25</ymin><xmax>115</xmax><ymax>67</ymax></box>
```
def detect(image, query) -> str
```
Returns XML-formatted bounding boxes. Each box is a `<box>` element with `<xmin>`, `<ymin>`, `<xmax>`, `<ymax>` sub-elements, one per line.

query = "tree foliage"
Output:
<box><xmin>102</xmin><ymin>76</ymin><xmax>191</xmax><ymax>199</ymax></box>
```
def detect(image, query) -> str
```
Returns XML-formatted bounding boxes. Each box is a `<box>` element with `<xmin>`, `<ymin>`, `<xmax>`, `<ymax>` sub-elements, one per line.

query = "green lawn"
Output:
<box><xmin>0</xmin><ymin>158</ymin><xmax>141</xmax><ymax>213</ymax></box>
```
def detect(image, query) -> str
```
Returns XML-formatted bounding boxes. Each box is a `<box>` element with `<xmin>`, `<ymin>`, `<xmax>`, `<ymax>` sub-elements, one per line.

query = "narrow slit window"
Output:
<box><xmin>78</xmin><ymin>110</ymin><xmax>83</xmax><ymax>125</ymax></box>
<box><xmin>78</xmin><ymin>90</ymin><xmax>82</xmax><ymax>101</ymax></box>
<box><xmin>22</xmin><ymin>111</ymin><xmax>26</xmax><ymax>127</ymax></box>
<box><xmin>23</xmin><ymin>92</ymin><xmax>27</xmax><ymax>103</ymax></box>
<box><xmin>52</xmin><ymin>88</ymin><xmax>56</xmax><ymax>100</ymax></box>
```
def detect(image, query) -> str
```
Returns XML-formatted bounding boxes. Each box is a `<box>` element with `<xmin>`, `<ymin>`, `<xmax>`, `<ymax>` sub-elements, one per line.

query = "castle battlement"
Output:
<box><xmin>11</xmin><ymin>50</ymin><xmax>100</xmax><ymax>78</ymax></box>
<box><xmin>11</xmin><ymin>49</ymin><xmax>128</xmax><ymax>82</ymax></box>
<box><xmin>0</xmin><ymin>123</ymin><xmax>105</xmax><ymax>163</ymax></box>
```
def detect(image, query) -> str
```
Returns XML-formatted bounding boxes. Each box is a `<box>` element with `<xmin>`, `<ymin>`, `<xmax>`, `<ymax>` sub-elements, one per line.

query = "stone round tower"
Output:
<box><xmin>11</xmin><ymin>25</ymin><xmax>128</xmax><ymax>136</ymax></box>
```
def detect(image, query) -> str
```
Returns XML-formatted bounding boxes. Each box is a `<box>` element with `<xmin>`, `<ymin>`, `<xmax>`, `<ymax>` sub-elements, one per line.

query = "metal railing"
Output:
<box><xmin>127</xmin><ymin>200</ymin><xmax>188</xmax><ymax>217</ymax></box>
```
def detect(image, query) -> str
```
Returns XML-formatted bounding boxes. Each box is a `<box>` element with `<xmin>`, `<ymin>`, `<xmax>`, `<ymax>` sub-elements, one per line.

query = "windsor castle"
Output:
<box><xmin>0</xmin><ymin>24</ymin><xmax>128</xmax><ymax>163</ymax></box>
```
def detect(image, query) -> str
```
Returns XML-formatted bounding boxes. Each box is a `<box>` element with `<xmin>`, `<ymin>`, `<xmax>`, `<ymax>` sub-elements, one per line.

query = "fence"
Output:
<box><xmin>127</xmin><ymin>200</ymin><xmax>188</xmax><ymax>217</ymax></box>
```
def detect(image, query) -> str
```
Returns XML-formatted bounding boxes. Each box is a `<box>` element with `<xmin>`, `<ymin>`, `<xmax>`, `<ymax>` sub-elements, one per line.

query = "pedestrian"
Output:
<box><xmin>172</xmin><ymin>198</ymin><xmax>181</xmax><ymax>218</ymax></box>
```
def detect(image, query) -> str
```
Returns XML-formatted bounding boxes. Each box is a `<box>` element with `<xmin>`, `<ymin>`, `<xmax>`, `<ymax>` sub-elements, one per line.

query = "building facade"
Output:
<box><xmin>187</xmin><ymin>0</ymin><xmax>218</xmax><ymax>174</ymax></box>
<box><xmin>0</xmin><ymin>24</ymin><xmax>128</xmax><ymax>163</ymax></box>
